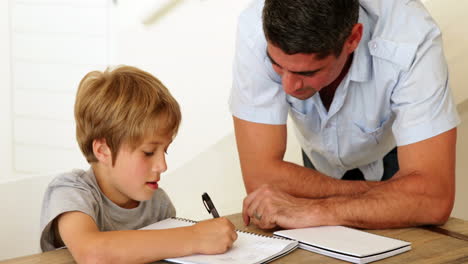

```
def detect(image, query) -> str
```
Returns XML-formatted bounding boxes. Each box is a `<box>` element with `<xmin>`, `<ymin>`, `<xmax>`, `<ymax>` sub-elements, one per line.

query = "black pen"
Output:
<box><xmin>202</xmin><ymin>192</ymin><xmax>220</xmax><ymax>218</ymax></box>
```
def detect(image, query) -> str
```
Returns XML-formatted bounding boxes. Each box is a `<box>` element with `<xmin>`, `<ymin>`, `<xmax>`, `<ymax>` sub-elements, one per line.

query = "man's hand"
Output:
<box><xmin>242</xmin><ymin>184</ymin><xmax>326</xmax><ymax>229</ymax></box>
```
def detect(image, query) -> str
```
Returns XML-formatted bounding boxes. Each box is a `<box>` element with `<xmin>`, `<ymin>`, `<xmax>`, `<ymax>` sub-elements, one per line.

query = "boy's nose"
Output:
<box><xmin>152</xmin><ymin>156</ymin><xmax>167</xmax><ymax>174</ymax></box>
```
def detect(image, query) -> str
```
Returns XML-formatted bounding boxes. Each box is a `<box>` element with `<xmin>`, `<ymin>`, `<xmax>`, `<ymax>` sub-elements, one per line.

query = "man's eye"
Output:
<box><xmin>143</xmin><ymin>152</ymin><xmax>154</xmax><ymax>157</ymax></box>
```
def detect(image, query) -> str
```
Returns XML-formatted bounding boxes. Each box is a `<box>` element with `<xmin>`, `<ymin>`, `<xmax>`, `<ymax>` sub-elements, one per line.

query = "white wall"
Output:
<box><xmin>0</xmin><ymin>174</ymin><xmax>55</xmax><ymax>260</ymax></box>
<box><xmin>10</xmin><ymin>0</ymin><xmax>108</xmax><ymax>175</ymax></box>
<box><xmin>424</xmin><ymin>0</ymin><xmax>468</xmax><ymax>105</ymax></box>
<box><xmin>0</xmin><ymin>0</ymin><xmax>13</xmax><ymax>180</ymax></box>
<box><xmin>109</xmin><ymin>0</ymin><xmax>252</xmax><ymax>172</ymax></box>
<box><xmin>453</xmin><ymin>102</ymin><xmax>468</xmax><ymax>221</ymax></box>
<box><xmin>2</xmin><ymin>0</ymin><xmax>253</xmax><ymax>179</ymax></box>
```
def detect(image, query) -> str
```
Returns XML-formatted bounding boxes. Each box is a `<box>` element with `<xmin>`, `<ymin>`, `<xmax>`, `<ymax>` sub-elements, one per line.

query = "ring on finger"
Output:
<box><xmin>253</xmin><ymin>211</ymin><xmax>262</xmax><ymax>220</ymax></box>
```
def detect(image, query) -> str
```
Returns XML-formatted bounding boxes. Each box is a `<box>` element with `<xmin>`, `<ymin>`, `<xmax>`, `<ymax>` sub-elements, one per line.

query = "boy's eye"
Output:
<box><xmin>143</xmin><ymin>151</ymin><xmax>154</xmax><ymax>157</ymax></box>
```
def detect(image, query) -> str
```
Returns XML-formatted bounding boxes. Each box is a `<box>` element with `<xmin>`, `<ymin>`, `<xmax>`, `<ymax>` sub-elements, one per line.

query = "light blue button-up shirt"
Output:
<box><xmin>229</xmin><ymin>0</ymin><xmax>460</xmax><ymax>181</ymax></box>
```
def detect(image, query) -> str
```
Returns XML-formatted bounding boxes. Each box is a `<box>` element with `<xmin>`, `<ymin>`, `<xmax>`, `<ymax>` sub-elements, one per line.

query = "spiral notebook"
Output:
<box><xmin>140</xmin><ymin>217</ymin><xmax>298</xmax><ymax>264</ymax></box>
<box><xmin>274</xmin><ymin>226</ymin><xmax>411</xmax><ymax>264</ymax></box>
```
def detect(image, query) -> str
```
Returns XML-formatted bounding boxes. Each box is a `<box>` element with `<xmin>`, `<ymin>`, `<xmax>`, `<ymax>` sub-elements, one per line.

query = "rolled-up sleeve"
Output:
<box><xmin>391</xmin><ymin>26</ymin><xmax>460</xmax><ymax>146</ymax></box>
<box><xmin>229</xmin><ymin>8</ymin><xmax>289</xmax><ymax>125</ymax></box>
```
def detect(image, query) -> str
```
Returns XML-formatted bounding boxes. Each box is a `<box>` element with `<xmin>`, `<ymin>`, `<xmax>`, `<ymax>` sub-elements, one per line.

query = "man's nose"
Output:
<box><xmin>282</xmin><ymin>71</ymin><xmax>302</xmax><ymax>94</ymax></box>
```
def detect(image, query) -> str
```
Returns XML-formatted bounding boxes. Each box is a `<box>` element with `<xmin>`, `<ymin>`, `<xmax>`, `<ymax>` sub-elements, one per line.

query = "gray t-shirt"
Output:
<box><xmin>40</xmin><ymin>168</ymin><xmax>176</xmax><ymax>251</ymax></box>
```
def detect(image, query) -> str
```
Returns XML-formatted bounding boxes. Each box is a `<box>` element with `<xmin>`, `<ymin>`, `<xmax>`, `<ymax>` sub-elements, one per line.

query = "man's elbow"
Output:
<box><xmin>242</xmin><ymin>170</ymin><xmax>268</xmax><ymax>194</ymax></box>
<box><xmin>243</xmin><ymin>178</ymin><xmax>263</xmax><ymax>194</ymax></box>
<box><xmin>419</xmin><ymin>170</ymin><xmax>455</xmax><ymax>226</ymax></box>
<box><xmin>426</xmin><ymin>195</ymin><xmax>454</xmax><ymax>225</ymax></box>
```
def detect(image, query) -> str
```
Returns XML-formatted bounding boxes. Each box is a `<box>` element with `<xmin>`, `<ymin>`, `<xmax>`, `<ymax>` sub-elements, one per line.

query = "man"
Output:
<box><xmin>229</xmin><ymin>0</ymin><xmax>460</xmax><ymax>230</ymax></box>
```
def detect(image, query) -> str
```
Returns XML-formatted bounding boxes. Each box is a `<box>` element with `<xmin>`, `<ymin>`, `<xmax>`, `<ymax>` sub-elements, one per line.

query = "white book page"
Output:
<box><xmin>168</xmin><ymin>232</ymin><xmax>296</xmax><ymax>264</ymax></box>
<box><xmin>141</xmin><ymin>218</ymin><xmax>298</xmax><ymax>264</ymax></box>
<box><xmin>274</xmin><ymin>226</ymin><xmax>410</xmax><ymax>257</ymax></box>
<box><xmin>140</xmin><ymin>218</ymin><xmax>194</xmax><ymax>230</ymax></box>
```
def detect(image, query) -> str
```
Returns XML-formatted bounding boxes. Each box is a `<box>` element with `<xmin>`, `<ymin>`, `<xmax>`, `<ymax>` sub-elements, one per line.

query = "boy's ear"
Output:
<box><xmin>92</xmin><ymin>138</ymin><xmax>112</xmax><ymax>166</ymax></box>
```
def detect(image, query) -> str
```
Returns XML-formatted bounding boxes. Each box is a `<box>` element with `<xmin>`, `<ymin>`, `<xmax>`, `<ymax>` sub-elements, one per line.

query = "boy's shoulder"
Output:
<box><xmin>44</xmin><ymin>168</ymin><xmax>103</xmax><ymax>206</ymax></box>
<box><xmin>40</xmin><ymin>169</ymin><xmax>102</xmax><ymax>251</ymax></box>
<box><xmin>48</xmin><ymin>168</ymin><xmax>98</xmax><ymax>191</ymax></box>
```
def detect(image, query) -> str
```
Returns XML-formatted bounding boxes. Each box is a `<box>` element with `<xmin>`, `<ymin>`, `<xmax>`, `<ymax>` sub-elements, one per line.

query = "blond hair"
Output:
<box><xmin>74</xmin><ymin>65</ymin><xmax>181</xmax><ymax>164</ymax></box>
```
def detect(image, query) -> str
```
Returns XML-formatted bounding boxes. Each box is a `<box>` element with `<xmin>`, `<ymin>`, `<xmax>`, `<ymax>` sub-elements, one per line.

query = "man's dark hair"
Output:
<box><xmin>262</xmin><ymin>0</ymin><xmax>359</xmax><ymax>58</ymax></box>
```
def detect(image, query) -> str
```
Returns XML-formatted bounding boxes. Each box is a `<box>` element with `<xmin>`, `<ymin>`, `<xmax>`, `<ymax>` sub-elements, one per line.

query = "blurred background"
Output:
<box><xmin>0</xmin><ymin>0</ymin><xmax>467</xmax><ymax>260</ymax></box>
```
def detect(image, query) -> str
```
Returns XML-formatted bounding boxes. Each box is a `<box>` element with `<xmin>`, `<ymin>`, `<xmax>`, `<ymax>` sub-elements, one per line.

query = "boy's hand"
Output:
<box><xmin>190</xmin><ymin>217</ymin><xmax>238</xmax><ymax>254</ymax></box>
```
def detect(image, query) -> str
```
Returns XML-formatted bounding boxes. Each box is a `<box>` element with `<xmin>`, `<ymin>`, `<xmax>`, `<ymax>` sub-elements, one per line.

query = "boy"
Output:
<box><xmin>39</xmin><ymin>65</ymin><xmax>237</xmax><ymax>263</ymax></box>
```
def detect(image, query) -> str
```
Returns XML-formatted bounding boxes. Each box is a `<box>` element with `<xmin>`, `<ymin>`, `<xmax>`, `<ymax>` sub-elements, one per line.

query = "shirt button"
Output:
<box><xmin>372</xmin><ymin>42</ymin><xmax>377</xmax><ymax>50</ymax></box>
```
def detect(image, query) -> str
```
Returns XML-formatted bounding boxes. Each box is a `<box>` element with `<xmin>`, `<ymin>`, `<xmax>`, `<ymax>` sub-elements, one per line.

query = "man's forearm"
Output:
<box><xmin>244</xmin><ymin>160</ymin><xmax>382</xmax><ymax>198</ymax></box>
<box><xmin>308</xmin><ymin>171</ymin><xmax>454</xmax><ymax>229</ymax></box>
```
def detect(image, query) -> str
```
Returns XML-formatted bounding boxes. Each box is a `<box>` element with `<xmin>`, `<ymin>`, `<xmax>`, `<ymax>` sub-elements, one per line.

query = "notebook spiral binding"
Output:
<box><xmin>172</xmin><ymin>217</ymin><xmax>198</xmax><ymax>224</ymax></box>
<box><xmin>171</xmin><ymin>217</ymin><xmax>291</xmax><ymax>241</ymax></box>
<box><xmin>237</xmin><ymin>229</ymin><xmax>292</xmax><ymax>241</ymax></box>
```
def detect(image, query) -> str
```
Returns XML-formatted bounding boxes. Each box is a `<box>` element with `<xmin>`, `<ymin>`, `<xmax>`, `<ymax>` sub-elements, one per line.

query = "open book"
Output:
<box><xmin>141</xmin><ymin>217</ymin><xmax>298</xmax><ymax>264</ymax></box>
<box><xmin>274</xmin><ymin>226</ymin><xmax>411</xmax><ymax>264</ymax></box>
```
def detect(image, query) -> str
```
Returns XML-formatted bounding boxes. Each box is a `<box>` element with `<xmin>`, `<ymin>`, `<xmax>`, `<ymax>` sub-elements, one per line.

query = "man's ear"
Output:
<box><xmin>344</xmin><ymin>23</ymin><xmax>363</xmax><ymax>54</ymax></box>
<box><xmin>92</xmin><ymin>138</ymin><xmax>112</xmax><ymax>166</ymax></box>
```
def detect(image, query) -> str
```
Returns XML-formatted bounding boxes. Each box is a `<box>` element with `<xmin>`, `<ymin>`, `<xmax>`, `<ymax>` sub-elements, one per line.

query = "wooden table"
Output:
<box><xmin>2</xmin><ymin>214</ymin><xmax>468</xmax><ymax>264</ymax></box>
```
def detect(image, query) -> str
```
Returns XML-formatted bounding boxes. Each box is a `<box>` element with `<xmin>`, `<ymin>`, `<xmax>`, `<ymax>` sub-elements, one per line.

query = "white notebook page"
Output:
<box><xmin>141</xmin><ymin>218</ymin><xmax>298</xmax><ymax>264</ymax></box>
